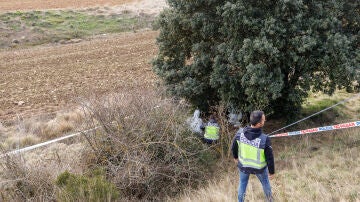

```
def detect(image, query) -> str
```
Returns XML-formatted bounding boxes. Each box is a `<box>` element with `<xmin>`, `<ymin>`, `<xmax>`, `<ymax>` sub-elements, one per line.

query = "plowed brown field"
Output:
<box><xmin>0</xmin><ymin>0</ymin><xmax>137</xmax><ymax>11</ymax></box>
<box><xmin>0</xmin><ymin>31</ymin><xmax>159</xmax><ymax>121</ymax></box>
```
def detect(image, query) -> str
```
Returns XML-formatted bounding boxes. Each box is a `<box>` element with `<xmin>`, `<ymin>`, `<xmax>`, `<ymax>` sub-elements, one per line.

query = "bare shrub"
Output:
<box><xmin>0</xmin><ymin>141</ymin><xmax>88</xmax><ymax>201</ymax></box>
<box><xmin>79</xmin><ymin>89</ymin><xmax>214</xmax><ymax>200</ymax></box>
<box><xmin>0</xmin><ymin>155</ymin><xmax>56</xmax><ymax>201</ymax></box>
<box><xmin>210</xmin><ymin>104</ymin><xmax>240</xmax><ymax>159</ymax></box>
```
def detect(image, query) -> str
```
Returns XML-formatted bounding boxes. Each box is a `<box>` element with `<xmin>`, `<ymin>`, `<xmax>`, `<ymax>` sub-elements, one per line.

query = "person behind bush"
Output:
<box><xmin>188</xmin><ymin>109</ymin><xmax>203</xmax><ymax>134</ymax></box>
<box><xmin>201</xmin><ymin>115</ymin><xmax>220</xmax><ymax>144</ymax></box>
<box><xmin>231</xmin><ymin>110</ymin><xmax>275</xmax><ymax>202</ymax></box>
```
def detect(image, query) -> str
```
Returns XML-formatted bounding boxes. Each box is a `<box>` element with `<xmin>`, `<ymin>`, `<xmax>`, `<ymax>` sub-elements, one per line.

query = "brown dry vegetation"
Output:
<box><xmin>1</xmin><ymin>108</ymin><xmax>85</xmax><ymax>151</ymax></box>
<box><xmin>0</xmin><ymin>31</ymin><xmax>158</xmax><ymax>122</ymax></box>
<box><xmin>0</xmin><ymin>142</ymin><xmax>88</xmax><ymax>201</ymax></box>
<box><xmin>0</xmin><ymin>0</ymin><xmax>137</xmax><ymax>12</ymax></box>
<box><xmin>0</xmin><ymin>89</ymin><xmax>218</xmax><ymax>201</ymax></box>
<box><xmin>77</xmin><ymin>89</ymin><xmax>213</xmax><ymax>200</ymax></box>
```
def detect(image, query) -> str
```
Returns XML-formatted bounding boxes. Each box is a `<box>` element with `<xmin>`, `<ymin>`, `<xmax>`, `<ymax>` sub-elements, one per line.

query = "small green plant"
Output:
<box><xmin>55</xmin><ymin>170</ymin><xmax>119</xmax><ymax>201</ymax></box>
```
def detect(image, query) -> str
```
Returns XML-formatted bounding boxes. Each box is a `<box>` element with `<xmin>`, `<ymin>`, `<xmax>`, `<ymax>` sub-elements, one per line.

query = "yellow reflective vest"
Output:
<box><xmin>237</xmin><ymin>133</ymin><xmax>267</xmax><ymax>170</ymax></box>
<box><xmin>204</xmin><ymin>124</ymin><xmax>220</xmax><ymax>140</ymax></box>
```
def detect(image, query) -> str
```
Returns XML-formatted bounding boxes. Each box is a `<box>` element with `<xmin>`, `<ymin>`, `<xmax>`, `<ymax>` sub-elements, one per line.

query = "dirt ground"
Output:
<box><xmin>0</xmin><ymin>0</ymin><xmax>167</xmax><ymax>16</ymax></box>
<box><xmin>0</xmin><ymin>0</ymin><xmax>138</xmax><ymax>12</ymax></box>
<box><xmin>0</xmin><ymin>31</ymin><xmax>159</xmax><ymax>122</ymax></box>
<box><xmin>0</xmin><ymin>0</ymin><xmax>167</xmax><ymax>123</ymax></box>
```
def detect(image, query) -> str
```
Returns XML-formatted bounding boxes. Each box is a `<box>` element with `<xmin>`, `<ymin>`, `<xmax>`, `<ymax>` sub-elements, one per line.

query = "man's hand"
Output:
<box><xmin>269</xmin><ymin>174</ymin><xmax>274</xmax><ymax>180</ymax></box>
<box><xmin>233</xmin><ymin>158</ymin><xmax>238</xmax><ymax>164</ymax></box>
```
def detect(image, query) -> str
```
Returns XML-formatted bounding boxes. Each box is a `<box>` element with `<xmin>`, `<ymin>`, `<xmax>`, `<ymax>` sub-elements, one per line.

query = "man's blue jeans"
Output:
<box><xmin>238</xmin><ymin>168</ymin><xmax>272</xmax><ymax>202</ymax></box>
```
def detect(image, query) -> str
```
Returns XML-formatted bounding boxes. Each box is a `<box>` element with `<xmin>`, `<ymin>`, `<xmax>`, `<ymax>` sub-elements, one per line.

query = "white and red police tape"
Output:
<box><xmin>270</xmin><ymin>121</ymin><xmax>360</xmax><ymax>138</ymax></box>
<box><xmin>0</xmin><ymin>127</ymin><xmax>100</xmax><ymax>158</ymax></box>
<box><xmin>1</xmin><ymin>121</ymin><xmax>359</xmax><ymax>157</ymax></box>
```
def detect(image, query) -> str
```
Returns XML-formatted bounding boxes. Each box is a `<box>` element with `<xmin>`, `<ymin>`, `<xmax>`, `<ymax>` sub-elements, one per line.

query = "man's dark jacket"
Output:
<box><xmin>231</xmin><ymin>126</ymin><xmax>275</xmax><ymax>174</ymax></box>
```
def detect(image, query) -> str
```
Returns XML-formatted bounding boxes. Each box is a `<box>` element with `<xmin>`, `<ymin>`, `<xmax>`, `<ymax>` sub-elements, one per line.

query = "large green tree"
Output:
<box><xmin>153</xmin><ymin>0</ymin><xmax>359</xmax><ymax>118</ymax></box>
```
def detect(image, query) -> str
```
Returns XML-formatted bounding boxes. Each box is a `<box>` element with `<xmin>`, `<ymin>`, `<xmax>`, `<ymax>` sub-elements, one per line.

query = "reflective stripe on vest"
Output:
<box><xmin>237</xmin><ymin>133</ymin><xmax>266</xmax><ymax>169</ymax></box>
<box><xmin>204</xmin><ymin>126</ymin><xmax>219</xmax><ymax>140</ymax></box>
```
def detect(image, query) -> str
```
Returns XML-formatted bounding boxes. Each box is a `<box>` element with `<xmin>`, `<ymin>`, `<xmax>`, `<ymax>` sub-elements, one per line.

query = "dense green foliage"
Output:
<box><xmin>153</xmin><ymin>0</ymin><xmax>359</xmax><ymax>118</ymax></box>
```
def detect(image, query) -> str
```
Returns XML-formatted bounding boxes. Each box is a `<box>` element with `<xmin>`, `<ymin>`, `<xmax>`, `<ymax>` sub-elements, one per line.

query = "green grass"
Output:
<box><xmin>301</xmin><ymin>98</ymin><xmax>339</xmax><ymax>115</ymax></box>
<box><xmin>56</xmin><ymin>169</ymin><xmax>120</xmax><ymax>201</ymax></box>
<box><xmin>0</xmin><ymin>10</ymin><xmax>154</xmax><ymax>48</ymax></box>
<box><xmin>298</xmin><ymin>91</ymin><xmax>359</xmax><ymax>126</ymax></box>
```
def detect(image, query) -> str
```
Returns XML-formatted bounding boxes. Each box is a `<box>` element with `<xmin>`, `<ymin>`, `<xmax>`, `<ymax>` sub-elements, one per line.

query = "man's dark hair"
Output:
<box><xmin>250</xmin><ymin>110</ymin><xmax>264</xmax><ymax>126</ymax></box>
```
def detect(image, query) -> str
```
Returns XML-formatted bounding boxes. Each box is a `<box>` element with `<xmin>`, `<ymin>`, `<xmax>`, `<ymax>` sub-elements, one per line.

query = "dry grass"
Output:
<box><xmin>172</xmin><ymin>128</ymin><xmax>360</xmax><ymax>202</ymax></box>
<box><xmin>30</xmin><ymin>109</ymin><xmax>84</xmax><ymax>140</ymax></box>
<box><xmin>3</xmin><ymin>134</ymin><xmax>41</xmax><ymax>149</ymax></box>
<box><xmin>303</xmin><ymin>91</ymin><xmax>360</xmax><ymax>121</ymax></box>
<box><xmin>0</xmin><ymin>142</ymin><xmax>87</xmax><ymax>201</ymax></box>
<box><xmin>1</xmin><ymin>108</ymin><xmax>84</xmax><ymax>150</ymax></box>
<box><xmin>0</xmin><ymin>157</ymin><xmax>56</xmax><ymax>201</ymax></box>
<box><xmin>272</xmin><ymin>129</ymin><xmax>360</xmax><ymax>201</ymax></box>
<box><xmin>0</xmin><ymin>122</ymin><xmax>8</xmax><ymax>141</ymax></box>
<box><xmin>171</xmin><ymin>165</ymin><xmax>237</xmax><ymax>202</ymax></box>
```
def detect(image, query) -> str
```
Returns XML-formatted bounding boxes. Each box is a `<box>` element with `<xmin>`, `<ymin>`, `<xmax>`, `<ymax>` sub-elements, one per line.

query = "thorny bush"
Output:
<box><xmin>80</xmin><ymin>90</ymin><xmax>216</xmax><ymax>200</ymax></box>
<box><xmin>0</xmin><ymin>155</ymin><xmax>56</xmax><ymax>201</ymax></box>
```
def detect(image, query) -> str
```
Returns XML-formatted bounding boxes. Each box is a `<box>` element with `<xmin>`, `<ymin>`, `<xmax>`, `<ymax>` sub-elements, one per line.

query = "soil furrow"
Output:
<box><xmin>0</xmin><ymin>31</ymin><xmax>158</xmax><ymax>121</ymax></box>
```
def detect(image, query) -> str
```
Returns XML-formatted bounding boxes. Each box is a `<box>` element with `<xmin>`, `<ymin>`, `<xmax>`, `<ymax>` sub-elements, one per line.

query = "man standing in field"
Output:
<box><xmin>232</xmin><ymin>110</ymin><xmax>275</xmax><ymax>202</ymax></box>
